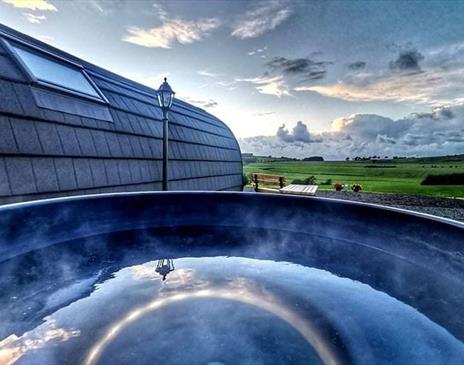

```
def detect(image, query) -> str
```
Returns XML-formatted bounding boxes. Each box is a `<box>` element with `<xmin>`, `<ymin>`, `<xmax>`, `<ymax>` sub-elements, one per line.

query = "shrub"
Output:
<box><xmin>334</xmin><ymin>183</ymin><xmax>344</xmax><ymax>191</ymax></box>
<box><xmin>291</xmin><ymin>175</ymin><xmax>317</xmax><ymax>185</ymax></box>
<box><xmin>352</xmin><ymin>183</ymin><xmax>362</xmax><ymax>192</ymax></box>
<box><xmin>421</xmin><ymin>173</ymin><xmax>464</xmax><ymax>185</ymax></box>
<box><xmin>242</xmin><ymin>173</ymin><xmax>250</xmax><ymax>186</ymax></box>
<box><xmin>320</xmin><ymin>178</ymin><xmax>332</xmax><ymax>185</ymax></box>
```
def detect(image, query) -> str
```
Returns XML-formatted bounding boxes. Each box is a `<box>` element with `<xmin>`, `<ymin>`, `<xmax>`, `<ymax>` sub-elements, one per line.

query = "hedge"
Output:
<box><xmin>420</xmin><ymin>173</ymin><xmax>464</xmax><ymax>185</ymax></box>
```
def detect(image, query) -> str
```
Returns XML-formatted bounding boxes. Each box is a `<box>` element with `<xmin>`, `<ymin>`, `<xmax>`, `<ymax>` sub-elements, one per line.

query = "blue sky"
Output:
<box><xmin>1</xmin><ymin>0</ymin><xmax>464</xmax><ymax>159</ymax></box>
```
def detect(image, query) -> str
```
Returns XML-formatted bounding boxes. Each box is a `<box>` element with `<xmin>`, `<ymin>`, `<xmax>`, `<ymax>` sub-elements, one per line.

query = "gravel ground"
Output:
<box><xmin>244</xmin><ymin>187</ymin><xmax>464</xmax><ymax>222</ymax></box>
<box><xmin>317</xmin><ymin>191</ymin><xmax>464</xmax><ymax>222</ymax></box>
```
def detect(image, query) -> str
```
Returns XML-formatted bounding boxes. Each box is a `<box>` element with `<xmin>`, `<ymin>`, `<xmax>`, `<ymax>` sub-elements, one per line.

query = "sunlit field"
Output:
<box><xmin>244</xmin><ymin>157</ymin><xmax>464</xmax><ymax>198</ymax></box>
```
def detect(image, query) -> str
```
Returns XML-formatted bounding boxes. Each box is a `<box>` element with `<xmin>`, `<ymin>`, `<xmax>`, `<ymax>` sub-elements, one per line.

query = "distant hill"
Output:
<box><xmin>302</xmin><ymin>156</ymin><xmax>324</xmax><ymax>161</ymax></box>
<box><xmin>345</xmin><ymin>154</ymin><xmax>464</xmax><ymax>163</ymax></box>
<box><xmin>394</xmin><ymin>154</ymin><xmax>464</xmax><ymax>164</ymax></box>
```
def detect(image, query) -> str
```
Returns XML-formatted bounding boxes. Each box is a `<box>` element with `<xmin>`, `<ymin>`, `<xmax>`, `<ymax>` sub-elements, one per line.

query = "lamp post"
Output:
<box><xmin>157</xmin><ymin>78</ymin><xmax>175</xmax><ymax>191</ymax></box>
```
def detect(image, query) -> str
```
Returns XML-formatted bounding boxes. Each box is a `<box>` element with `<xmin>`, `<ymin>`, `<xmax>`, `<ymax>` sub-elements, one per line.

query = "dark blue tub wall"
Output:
<box><xmin>1</xmin><ymin>192</ymin><xmax>464</xmax><ymax>340</ymax></box>
<box><xmin>0</xmin><ymin>192</ymin><xmax>462</xmax><ymax>264</ymax></box>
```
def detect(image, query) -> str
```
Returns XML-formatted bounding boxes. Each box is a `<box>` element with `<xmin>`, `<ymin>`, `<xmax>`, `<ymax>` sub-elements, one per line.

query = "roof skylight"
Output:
<box><xmin>10</xmin><ymin>43</ymin><xmax>103</xmax><ymax>100</ymax></box>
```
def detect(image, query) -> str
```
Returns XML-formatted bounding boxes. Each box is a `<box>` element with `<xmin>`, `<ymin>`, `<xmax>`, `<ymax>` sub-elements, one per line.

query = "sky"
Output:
<box><xmin>1</xmin><ymin>0</ymin><xmax>463</xmax><ymax>159</ymax></box>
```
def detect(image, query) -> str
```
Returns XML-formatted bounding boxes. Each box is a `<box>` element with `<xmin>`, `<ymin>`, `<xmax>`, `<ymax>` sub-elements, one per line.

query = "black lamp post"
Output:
<box><xmin>157</xmin><ymin>77</ymin><xmax>175</xmax><ymax>191</ymax></box>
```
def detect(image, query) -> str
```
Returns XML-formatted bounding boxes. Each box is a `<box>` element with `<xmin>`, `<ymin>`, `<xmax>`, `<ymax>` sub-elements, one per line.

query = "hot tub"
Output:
<box><xmin>0</xmin><ymin>192</ymin><xmax>463</xmax><ymax>365</ymax></box>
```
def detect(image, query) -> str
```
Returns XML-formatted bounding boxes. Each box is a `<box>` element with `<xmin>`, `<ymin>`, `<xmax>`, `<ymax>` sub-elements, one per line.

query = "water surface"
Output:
<box><xmin>0</xmin><ymin>227</ymin><xmax>463</xmax><ymax>365</ymax></box>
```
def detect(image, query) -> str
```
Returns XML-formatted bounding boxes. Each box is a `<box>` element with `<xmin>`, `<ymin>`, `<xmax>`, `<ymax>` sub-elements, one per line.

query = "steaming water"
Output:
<box><xmin>0</xmin><ymin>226</ymin><xmax>463</xmax><ymax>365</ymax></box>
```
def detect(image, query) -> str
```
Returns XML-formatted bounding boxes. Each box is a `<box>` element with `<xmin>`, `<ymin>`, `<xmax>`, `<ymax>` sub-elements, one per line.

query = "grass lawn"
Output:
<box><xmin>243</xmin><ymin>158</ymin><xmax>464</xmax><ymax>198</ymax></box>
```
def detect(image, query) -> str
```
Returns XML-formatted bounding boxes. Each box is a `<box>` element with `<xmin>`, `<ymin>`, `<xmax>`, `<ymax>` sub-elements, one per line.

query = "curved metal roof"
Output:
<box><xmin>0</xmin><ymin>23</ymin><xmax>242</xmax><ymax>205</ymax></box>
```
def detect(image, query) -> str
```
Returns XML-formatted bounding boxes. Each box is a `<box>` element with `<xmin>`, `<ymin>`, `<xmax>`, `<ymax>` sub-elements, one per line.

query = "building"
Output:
<box><xmin>241</xmin><ymin>153</ymin><xmax>256</xmax><ymax>164</ymax></box>
<box><xmin>0</xmin><ymin>24</ymin><xmax>243</xmax><ymax>205</ymax></box>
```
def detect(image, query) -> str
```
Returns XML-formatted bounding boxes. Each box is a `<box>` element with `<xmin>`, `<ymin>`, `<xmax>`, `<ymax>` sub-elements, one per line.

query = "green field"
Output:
<box><xmin>243</xmin><ymin>156</ymin><xmax>464</xmax><ymax>198</ymax></box>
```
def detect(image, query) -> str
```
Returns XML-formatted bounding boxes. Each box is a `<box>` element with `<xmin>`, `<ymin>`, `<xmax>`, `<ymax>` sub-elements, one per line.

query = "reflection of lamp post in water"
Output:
<box><xmin>155</xmin><ymin>259</ymin><xmax>175</xmax><ymax>281</ymax></box>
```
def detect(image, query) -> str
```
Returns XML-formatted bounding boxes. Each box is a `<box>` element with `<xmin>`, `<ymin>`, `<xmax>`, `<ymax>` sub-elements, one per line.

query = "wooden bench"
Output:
<box><xmin>252</xmin><ymin>173</ymin><xmax>318</xmax><ymax>196</ymax></box>
<box><xmin>253</xmin><ymin>173</ymin><xmax>286</xmax><ymax>193</ymax></box>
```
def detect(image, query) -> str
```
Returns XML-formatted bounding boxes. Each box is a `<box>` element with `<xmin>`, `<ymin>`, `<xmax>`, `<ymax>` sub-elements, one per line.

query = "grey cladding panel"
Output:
<box><xmin>127</xmin><ymin>113</ymin><xmax>144</xmax><ymax>134</ymax></box>
<box><xmin>118</xmin><ymin>134</ymin><xmax>135</xmax><ymax>157</ymax></box>
<box><xmin>13</xmin><ymin>83</ymin><xmax>44</xmax><ymax>120</ymax></box>
<box><xmin>128</xmin><ymin>159</ymin><xmax>142</xmax><ymax>182</ymax></box>
<box><xmin>111</xmin><ymin>110</ymin><xmax>133</xmax><ymax>133</ymax></box>
<box><xmin>41</xmin><ymin>109</ymin><xmax>65</xmax><ymax>124</ymax></box>
<box><xmin>89</xmin><ymin>159</ymin><xmax>108</xmax><ymax>187</ymax></box>
<box><xmin>36</xmin><ymin>122</ymin><xmax>64</xmax><ymax>155</ymax></box>
<box><xmin>73</xmin><ymin>158</ymin><xmax>93</xmax><ymax>189</ymax></box>
<box><xmin>5</xmin><ymin>157</ymin><xmax>36</xmax><ymax>195</ymax></box>
<box><xmin>148</xmin><ymin>139</ymin><xmax>162</xmax><ymax>159</ymax></box>
<box><xmin>136</xmin><ymin>116</ymin><xmax>153</xmax><ymax>135</ymax></box>
<box><xmin>104</xmin><ymin>159</ymin><xmax>121</xmax><ymax>185</ymax></box>
<box><xmin>56</xmin><ymin>125</ymin><xmax>81</xmax><ymax>155</ymax></box>
<box><xmin>32</xmin><ymin>87</ymin><xmax>113</xmax><ymax>122</ymax></box>
<box><xmin>146</xmin><ymin>119</ymin><xmax>162</xmax><ymax>138</ymax></box>
<box><xmin>75</xmin><ymin>128</ymin><xmax>97</xmax><ymax>156</ymax></box>
<box><xmin>104</xmin><ymin>132</ymin><xmax>124</xmax><ymax>157</ymax></box>
<box><xmin>0</xmin><ymin>79</ymin><xmax>23</xmax><ymax>115</ymax></box>
<box><xmin>63</xmin><ymin>113</ymin><xmax>83</xmax><ymax>126</ymax></box>
<box><xmin>117</xmin><ymin>159</ymin><xmax>132</xmax><ymax>184</ymax></box>
<box><xmin>31</xmin><ymin>158</ymin><xmax>59</xmax><ymax>192</ymax></box>
<box><xmin>54</xmin><ymin>158</ymin><xmax>77</xmax><ymax>191</ymax></box>
<box><xmin>0</xmin><ymin>158</ymin><xmax>11</xmax><ymax>196</ymax></box>
<box><xmin>91</xmin><ymin>130</ymin><xmax>111</xmax><ymax>156</ymax></box>
<box><xmin>171</xmin><ymin>125</ymin><xmax>236</xmax><ymax>149</ymax></box>
<box><xmin>128</xmin><ymin>135</ymin><xmax>144</xmax><ymax>157</ymax></box>
<box><xmin>138</xmin><ymin>137</ymin><xmax>153</xmax><ymax>158</ymax></box>
<box><xmin>107</xmin><ymin>93</ymin><xmax>131</xmax><ymax>113</ymax></box>
<box><xmin>0</xmin><ymin>53</ymin><xmax>25</xmax><ymax>80</ymax></box>
<box><xmin>170</xmin><ymin>112</ymin><xmax>228</xmax><ymax>137</ymax></box>
<box><xmin>10</xmin><ymin>119</ymin><xmax>43</xmax><ymax>155</ymax></box>
<box><xmin>94</xmin><ymin>77</ymin><xmax>155</xmax><ymax>106</ymax></box>
<box><xmin>139</xmin><ymin>160</ymin><xmax>153</xmax><ymax>182</ymax></box>
<box><xmin>0</xmin><ymin>116</ymin><xmax>18</xmax><ymax>154</ymax></box>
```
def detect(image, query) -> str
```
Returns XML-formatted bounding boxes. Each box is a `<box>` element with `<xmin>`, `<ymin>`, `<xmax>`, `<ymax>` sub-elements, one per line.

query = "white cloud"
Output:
<box><xmin>123</xmin><ymin>17</ymin><xmax>220</xmax><ymax>48</ymax></box>
<box><xmin>197</xmin><ymin>70</ymin><xmax>218</xmax><ymax>78</ymax></box>
<box><xmin>2</xmin><ymin>0</ymin><xmax>56</xmax><ymax>11</ymax></box>
<box><xmin>84</xmin><ymin>0</ymin><xmax>106</xmax><ymax>14</ymax></box>
<box><xmin>72</xmin><ymin>0</ymin><xmax>128</xmax><ymax>15</ymax></box>
<box><xmin>231</xmin><ymin>0</ymin><xmax>292</xmax><ymax>39</ymax></box>
<box><xmin>252</xmin><ymin>111</ymin><xmax>275</xmax><ymax>116</ymax></box>
<box><xmin>195</xmin><ymin>70</ymin><xmax>238</xmax><ymax>90</ymax></box>
<box><xmin>277</xmin><ymin>121</ymin><xmax>320</xmax><ymax>143</ymax></box>
<box><xmin>248</xmin><ymin>46</ymin><xmax>267</xmax><ymax>56</ymax></box>
<box><xmin>152</xmin><ymin>1</ymin><xmax>168</xmax><ymax>21</ymax></box>
<box><xmin>181</xmin><ymin>95</ymin><xmax>219</xmax><ymax>109</ymax></box>
<box><xmin>296</xmin><ymin>44</ymin><xmax>464</xmax><ymax>106</ymax></box>
<box><xmin>295</xmin><ymin>67</ymin><xmax>464</xmax><ymax>106</ymax></box>
<box><xmin>236</xmin><ymin>75</ymin><xmax>290</xmax><ymax>97</ymax></box>
<box><xmin>23</xmin><ymin>12</ymin><xmax>46</xmax><ymax>23</ymax></box>
<box><xmin>239</xmin><ymin>105</ymin><xmax>464</xmax><ymax>159</ymax></box>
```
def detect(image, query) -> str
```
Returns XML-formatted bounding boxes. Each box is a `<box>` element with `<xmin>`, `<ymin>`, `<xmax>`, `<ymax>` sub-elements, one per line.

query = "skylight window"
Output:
<box><xmin>10</xmin><ymin>43</ymin><xmax>103</xmax><ymax>100</ymax></box>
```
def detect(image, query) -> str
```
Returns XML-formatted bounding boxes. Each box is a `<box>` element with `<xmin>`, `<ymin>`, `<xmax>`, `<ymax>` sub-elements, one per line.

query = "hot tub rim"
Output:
<box><xmin>0</xmin><ymin>191</ymin><xmax>462</xmax><ymax>229</ymax></box>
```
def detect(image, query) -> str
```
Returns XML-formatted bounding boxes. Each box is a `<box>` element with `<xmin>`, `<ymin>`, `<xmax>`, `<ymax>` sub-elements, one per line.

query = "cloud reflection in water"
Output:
<box><xmin>83</xmin><ymin>283</ymin><xmax>339</xmax><ymax>365</ymax></box>
<box><xmin>0</xmin><ymin>319</ymin><xmax>80</xmax><ymax>365</ymax></box>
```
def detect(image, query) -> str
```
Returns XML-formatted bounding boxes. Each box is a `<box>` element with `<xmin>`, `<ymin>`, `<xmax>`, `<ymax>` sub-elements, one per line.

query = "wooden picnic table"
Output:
<box><xmin>252</xmin><ymin>173</ymin><xmax>318</xmax><ymax>196</ymax></box>
<box><xmin>279</xmin><ymin>184</ymin><xmax>318</xmax><ymax>196</ymax></box>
